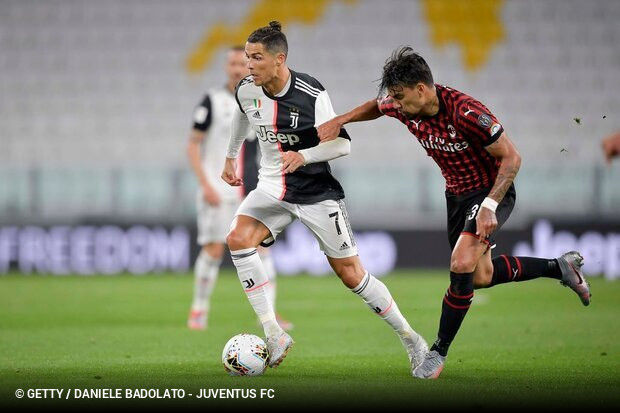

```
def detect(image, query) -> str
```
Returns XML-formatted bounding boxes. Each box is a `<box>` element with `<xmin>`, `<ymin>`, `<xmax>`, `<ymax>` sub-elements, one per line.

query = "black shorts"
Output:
<box><xmin>446</xmin><ymin>184</ymin><xmax>516</xmax><ymax>251</ymax></box>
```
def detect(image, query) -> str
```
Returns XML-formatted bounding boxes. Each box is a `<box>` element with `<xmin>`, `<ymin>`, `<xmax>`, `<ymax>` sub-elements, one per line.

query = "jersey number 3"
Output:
<box><xmin>467</xmin><ymin>205</ymin><xmax>479</xmax><ymax>221</ymax></box>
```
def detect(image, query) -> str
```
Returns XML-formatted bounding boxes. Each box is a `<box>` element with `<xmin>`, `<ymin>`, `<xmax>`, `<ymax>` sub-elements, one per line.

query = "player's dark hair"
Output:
<box><xmin>379</xmin><ymin>46</ymin><xmax>434</xmax><ymax>93</ymax></box>
<box><xmin>247</xmin><ymin>21</ymin><xmax>288</xmax><ymax>56</ymax></box>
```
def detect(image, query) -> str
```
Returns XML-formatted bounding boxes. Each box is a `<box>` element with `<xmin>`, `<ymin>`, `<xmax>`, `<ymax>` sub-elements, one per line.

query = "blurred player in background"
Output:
<box><xmin>222</xmin><ymin>22</ymin><xmax>428</xmax><ymax>371</ymax></box>
<box><xmin>318</xmin><ymin>47</ymin><xmax>591</xmax><ymax>379</ymax></box>
<box><xmin>602</xmin><ymin>130</ymin><xmax>620</xmax><ymax>163</ymax></box>
<box><xmin>187</xmin><ymin>46</ymin><xmax>291</xmax><ymax>331</ymax></box>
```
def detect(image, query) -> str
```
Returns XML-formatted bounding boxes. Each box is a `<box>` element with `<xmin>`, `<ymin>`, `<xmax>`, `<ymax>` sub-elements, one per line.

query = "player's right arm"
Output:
<box><xmin>188</xmin><ymin>95</ymin><xmax>221</xmax><ymax>206</ymax></box>
<box><xmin>317</xmin><ymin>99</ymin><xmax>384</xmax><ymax>142</ymax></box>
<box><xmin>222</xmin><ymin>107</ymin><xmax>250</xmax><ymax>187</ymax></box>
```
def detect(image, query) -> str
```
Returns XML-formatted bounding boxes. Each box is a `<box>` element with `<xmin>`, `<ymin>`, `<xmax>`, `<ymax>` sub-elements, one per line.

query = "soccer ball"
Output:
<box><xmin>221</xmin><ymin>334</ymin><xmax>269</xmax><ymax>376</ymax></box>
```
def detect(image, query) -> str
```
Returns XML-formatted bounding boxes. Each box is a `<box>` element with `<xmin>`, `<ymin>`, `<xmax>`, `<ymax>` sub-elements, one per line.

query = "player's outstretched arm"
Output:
<box><xmin>282</xmin><ymin>138</ymin><xmax>351</xmax><ymax>174</ymax></box>
<box><xmin>476</xmin><ymin>133</ymin><xmax>522</xmax><ymax>241</ymax></box>
<box><xmin>317</xmin><ymin>99</ymin><xmax>383</xmax><ymax>142</ymax></box>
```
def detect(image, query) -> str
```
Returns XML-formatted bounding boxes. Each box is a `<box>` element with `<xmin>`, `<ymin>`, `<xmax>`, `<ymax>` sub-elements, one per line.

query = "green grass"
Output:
<box><xmin>1</xmin><ymin>270</ymin><xmax>619</xmax><ymax>409</ymax></box>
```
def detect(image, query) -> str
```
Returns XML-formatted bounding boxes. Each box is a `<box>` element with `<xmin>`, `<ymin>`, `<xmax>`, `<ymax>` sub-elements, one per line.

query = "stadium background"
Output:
<box><xmin>1</xmin><ymin>0</ymin><xmax>618</xmax><ymax>278</ymax></box>
<box><xmin>1</xmin><ymin>0</ymin><xmax>619</xmax><ymax>409</ymax></box>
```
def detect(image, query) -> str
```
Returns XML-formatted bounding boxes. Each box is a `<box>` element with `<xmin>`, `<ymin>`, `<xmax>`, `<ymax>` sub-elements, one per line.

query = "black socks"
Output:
<box><xmin>431</xmin><ymin>272</ymin><xmax>474</xmax><ymax>357</ymax></box>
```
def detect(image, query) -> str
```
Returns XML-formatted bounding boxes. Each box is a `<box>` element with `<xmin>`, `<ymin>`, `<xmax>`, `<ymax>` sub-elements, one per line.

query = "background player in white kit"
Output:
<box><xmin>221</xmin><ymin>21</ymin><xmax>427</xmax><ymax>373</ymax></box>
<box><xmin>187</xmin><ymin>46</ymin><xmax>291</xmax><ymax>331</ymax></box>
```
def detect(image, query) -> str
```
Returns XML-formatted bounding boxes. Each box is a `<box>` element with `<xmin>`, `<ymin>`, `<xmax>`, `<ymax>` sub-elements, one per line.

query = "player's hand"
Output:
<box><xmin>475</xmin><ymin>206</ymin><xmax>498</xmax><ymax>242</ymax></box>
<box><xmin>281</xmin><ymin>151</ymin><xmax>305</xmax><ymax>174</ymax></box>
<box><xmin>602</xmin><ymin>132</ymin><xmax>620</xmax><ymax>164</ymax></box>
<box><xmin>201</xmin><ymin>185</ymin><xmax>221</xmax><ymax>206</ymax></box>
<box><xmin>221</xmin><ymin>158</ymin><xmax>242</xmax><ymax>186</ymax></box>
<box><xmin>317</xmin><ymin>117</ymin><xmax>343</xmax><ymax>143</ymax></box>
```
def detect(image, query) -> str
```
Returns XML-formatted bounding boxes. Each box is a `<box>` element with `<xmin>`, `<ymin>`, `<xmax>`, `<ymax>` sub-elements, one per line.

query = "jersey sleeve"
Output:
<box><xmin>314</xmin><ymin>90</ymin><xmax>351</xmax><ymax>140</ymax></box>
<box><xmin>192</xmin><ymin>95</ymin><xmax>212</xmax><ymax>131</ymax></box>
<box><xmin>226</xmin><ymin>106</ymin><xmax>251</xmax><ymax>159</ymax></box>
<box><xmin>456</xmin><ymin>99</ymin><xmax>504</xmax><ymax>146</ymax></box>
<box><xmin>235</xmin><ymin>76</ymin><xmax>253</xmax><ymax>114</ymax></box>
<box><xmin>377</xmin><ymin>96</ymin><xmax>400</xmax><ymax>118</ymax></box>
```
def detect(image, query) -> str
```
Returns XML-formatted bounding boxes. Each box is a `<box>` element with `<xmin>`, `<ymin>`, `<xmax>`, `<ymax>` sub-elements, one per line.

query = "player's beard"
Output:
<box><xmin>399</xmin><ymin>109</ymin><xmax>419</xmax><ymax>119</ymax></box>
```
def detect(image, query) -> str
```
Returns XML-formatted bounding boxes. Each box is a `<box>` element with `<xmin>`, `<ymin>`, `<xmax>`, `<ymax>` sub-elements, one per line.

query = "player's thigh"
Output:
<box><xmin>460</xmin><ymin>186</ymin><xmax>516</xmax><ymax>249</ymax></box>
<box><xmin>446</xmin><ymin>193</ymin><xmax>467</xmax><ymax>251</ymax></box>
<box><xmin>232</xmin><ymin>189</ymin><xmax>295</xmax><ymax>246</ymax></box>
<box><xmin>297</xmin><ymin>199</ymin><xmax>358</xmax><ymax>259</ymax></box>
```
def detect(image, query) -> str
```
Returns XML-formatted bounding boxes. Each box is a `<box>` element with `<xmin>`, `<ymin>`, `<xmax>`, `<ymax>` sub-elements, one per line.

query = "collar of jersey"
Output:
<box><xmin>261</xmin><ymin>70</ymin><xmax>296</xmax><ymax>101</ymax></box>
<box><xmin>434</xmin><ymin>83</ymin><xmax>447</xmax><ymax>116</ymax></box>
<box><xmin>412</xmin><ymin>83</ymin><xmax>446</xmax><ymax>121</ymax></box>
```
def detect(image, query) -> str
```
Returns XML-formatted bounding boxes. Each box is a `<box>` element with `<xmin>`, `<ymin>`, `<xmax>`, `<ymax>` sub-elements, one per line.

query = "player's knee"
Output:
<box><xmin>332</xmin><ymin>260</ymin><xmax>365</xmax><ymax>289</ymax></box>
<box><xmin>203</xmin><ymin>243</ymin><xmax>225</xmax><ymax>260</ymax></box>
<box><xmin>226</xmin><ymin>229</ymin><xmax>251</xmax><ymax>251</ymax></box>
<box><xmin>450</xmin><ymin>256</ymin><xmax>478</xmax><ymax>274</ymax></box>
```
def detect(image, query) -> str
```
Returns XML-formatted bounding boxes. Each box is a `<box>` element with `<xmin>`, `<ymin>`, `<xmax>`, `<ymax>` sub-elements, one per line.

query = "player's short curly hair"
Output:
<box><xmin>380</xmin><ymin>46</ymin><xmax>434</xmax><ymax>92</ymax></box>
<box><xmin>247</xmin><ymin>21</ymin><xmax>288</xmax><ymax>56</ymax></box>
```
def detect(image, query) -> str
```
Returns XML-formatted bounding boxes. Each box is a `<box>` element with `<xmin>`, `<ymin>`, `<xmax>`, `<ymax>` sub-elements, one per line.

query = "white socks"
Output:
<box><xmin>351</xmin><ymin>272</ymin><xmax>419</xmax><ymax>340</ymax></box>
<box><xmin>259</xmin><ymin>250</ymin><xmax>277</xmax><ymax>310</ymax></box>
<box><xmin>231</xmin><ymin>248</ymin><xmax>282</xmax><ymax>338</ymax></box>
<box><xmin>191</xmin><ymin>250</ymin><xmax>221</xmax><ymax>312</ymax></box>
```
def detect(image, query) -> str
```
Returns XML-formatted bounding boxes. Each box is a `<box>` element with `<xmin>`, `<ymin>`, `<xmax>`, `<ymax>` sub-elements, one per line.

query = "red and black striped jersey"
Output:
<box><xmin>379</xmin><ymin>84</ymin><xmax>504</xmax><ymax>196</ymax></box>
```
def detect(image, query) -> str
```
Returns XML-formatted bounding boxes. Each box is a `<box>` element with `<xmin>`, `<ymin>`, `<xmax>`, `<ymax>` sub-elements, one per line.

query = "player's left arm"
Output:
<box><xmin>476</xmin><ymin>132</ymin><xmax>522</xmax><ymax>241</ymax></box>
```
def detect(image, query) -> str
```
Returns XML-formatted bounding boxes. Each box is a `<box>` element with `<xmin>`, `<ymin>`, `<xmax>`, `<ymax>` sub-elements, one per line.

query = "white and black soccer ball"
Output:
<box><xmin>222</xmin><ymin>334</ymin><xmax>269</xmax><ymax>376</ymax></box>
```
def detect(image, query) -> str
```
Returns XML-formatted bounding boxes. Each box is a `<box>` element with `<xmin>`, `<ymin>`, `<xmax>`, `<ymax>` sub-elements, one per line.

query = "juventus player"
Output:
<box><xmin>187</xmin><ymin>46</ymin><xmax>291</xmax><ymax>331</ymax></box>
<box><xmin>318</xmin><ymin>47</ymin><xmax>591</xmax><ymax>379</ymax></box>
<box><xmin>222</xmin><ymin>23</ymin><xmax>428</xmax><ymax>370</ymax></box>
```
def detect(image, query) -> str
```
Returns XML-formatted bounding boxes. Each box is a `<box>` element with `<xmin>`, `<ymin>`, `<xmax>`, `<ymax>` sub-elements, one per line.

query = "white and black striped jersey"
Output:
<box><xmin>234</xmin><ymin>70</ymin><xmax>350</xmax><ymax>204</ymax></box>
<box><xmin>193</xmin><ymin>88</ymin><xmax>254</xmax><ymax>201</ymax></box>
<box><xmin>193</xmin><ymin>87</ymin><xmax>258</xmax><ymax>200</ymax></box>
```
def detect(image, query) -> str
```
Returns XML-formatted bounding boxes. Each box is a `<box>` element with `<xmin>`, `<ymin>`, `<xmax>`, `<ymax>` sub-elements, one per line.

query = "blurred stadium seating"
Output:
<box><xmin>1</xmin><ymin>0</ymin><xmax>619</xmax><ymax>228</ymax></box>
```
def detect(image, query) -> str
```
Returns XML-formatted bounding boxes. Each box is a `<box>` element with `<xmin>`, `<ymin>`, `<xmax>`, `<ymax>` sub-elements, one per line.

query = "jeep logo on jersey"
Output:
<box><xmin>256</xmin><ymin>125</ymin><xmax>300</xmax><ymax>146</ymax></box>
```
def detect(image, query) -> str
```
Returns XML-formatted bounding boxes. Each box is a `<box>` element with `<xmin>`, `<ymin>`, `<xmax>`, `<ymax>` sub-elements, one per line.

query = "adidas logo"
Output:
<box><xmin>253</xmin><ymin>111</ymin><xmax>262</xmax><ymax>119</ymax></box>
<box><xmin>339</xmin><ymin>241</ymin><xmax>350</xmax><ymax>251</ymax></box>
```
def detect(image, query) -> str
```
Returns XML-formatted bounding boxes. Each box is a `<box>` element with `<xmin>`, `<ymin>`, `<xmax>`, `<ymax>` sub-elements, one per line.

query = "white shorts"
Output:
<box><xmin>236</xmin><ymin>188</ymin><xmax>358</xmax><ymax>259</ymax></box>
<box><xmin>196</xmin><ymin>194</ymin><xmax>240</xmax><ymax>245</ymax></box>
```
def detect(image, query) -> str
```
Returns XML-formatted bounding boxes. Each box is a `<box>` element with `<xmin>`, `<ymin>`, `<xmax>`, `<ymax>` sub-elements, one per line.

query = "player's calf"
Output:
<box><xmin>350</xmin><ymin>271</ymin><xmax>427</xmax><ymax>370</ymax></box>
<box><xmin>231</xmin><ymin>247</ymin><xmax>283</xmax><ymax>338</ymax></box>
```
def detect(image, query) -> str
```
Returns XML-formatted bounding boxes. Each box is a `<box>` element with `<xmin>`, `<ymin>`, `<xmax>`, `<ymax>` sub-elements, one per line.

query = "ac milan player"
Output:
<box><xmin>317</xmin><ymin>47</ymin><xmax>591</xmax><ymax>379</ymax></box>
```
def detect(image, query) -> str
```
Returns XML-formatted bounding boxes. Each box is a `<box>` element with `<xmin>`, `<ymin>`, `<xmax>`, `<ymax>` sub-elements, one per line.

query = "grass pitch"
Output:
<box><xmin>1</xmin><ymin>270</ymin><xmax>619</xmax><ymax>410</ymax></box>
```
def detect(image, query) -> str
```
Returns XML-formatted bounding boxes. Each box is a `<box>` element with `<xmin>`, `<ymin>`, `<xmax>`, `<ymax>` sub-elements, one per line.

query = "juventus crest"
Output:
<box><xmin>289</xmin><ymin>108</ymin><xmax>299</xmax><ymax>129</ymax></box>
